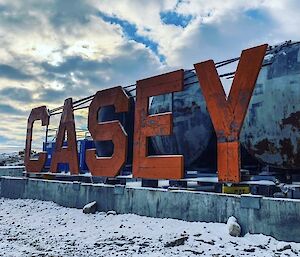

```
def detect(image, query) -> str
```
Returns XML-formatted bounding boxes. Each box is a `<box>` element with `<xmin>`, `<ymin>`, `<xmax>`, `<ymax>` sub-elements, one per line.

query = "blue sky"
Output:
<box><xmin>0</xmin><ymin>0</ymin><xmax>300</xmax><ymax>152</ymax></box>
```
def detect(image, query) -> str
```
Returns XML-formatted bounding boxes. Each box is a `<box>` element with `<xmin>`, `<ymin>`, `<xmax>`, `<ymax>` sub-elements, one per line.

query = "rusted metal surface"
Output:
<box><xmin>25</xmin><ymin>106</ymin><xmax>49</xmax><ymax>172</ymax></box>
<box><xmin>94</xmin><ymin>90</ymin><xmax>135</xmax><ymax>166</ymax></box>
<box><xmin>50</xmin><ymin>98</ymin><xmax>79</xmax><ymax>174</ymax></box>
<box><xmin>194</xmin><ymin>44</ymin><xmax>267</xmax><ymax>182</ymax></box>
<box><xmin>240</xmin><ymin>43</ymin><xmax>300</xmax><ymax>169</ymax></box>
<box><xmin>149</xmin><ymin>70</ymin><xmax>214</xmax><ymax>168</ymax></box>
<box><xmin>133</xmin><ymin>70</ymin><xmax>184</xmax><ymax>179</ymax></box>
<box><xmin>218</xmin><ymin>141</ymin><xmax>240</xmax><ymax>182</ymax></box>
<box><xmin>86</xmin><ymin>86</ymin><xmax>129</xmax><ymax>177</ymax></box>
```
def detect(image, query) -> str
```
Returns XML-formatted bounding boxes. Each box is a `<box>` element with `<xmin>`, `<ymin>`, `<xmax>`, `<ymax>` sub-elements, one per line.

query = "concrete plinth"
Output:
<box><xmin>0</xmin><ymin>166</ymin><xmax>24</xmax><ymax>177</ymax></box>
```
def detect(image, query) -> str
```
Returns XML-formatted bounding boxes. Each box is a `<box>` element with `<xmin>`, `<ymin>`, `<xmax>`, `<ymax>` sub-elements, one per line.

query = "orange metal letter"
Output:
<box><xmin>86</xmin><ymin>86</ymin><xmax>129</xmax><ymax>177</ymax></box>
<box><xmin>133</xmin><ymin>70</ymin><xmax>184</xmax><ymax>179</ymax></box>
<box><xmin>25</xmin><ymin>106</ymin><xmax>49</xmax><ymax>172</ymax></box>
<box><xmin>194</xmin><ymin>44</ymin><xmax>267</xmax><ymax>183</ymax></box>
<box><xmin>50</xmin><ymin>98</ymin><xmax>79</xmax><ymax>174</ymax></box>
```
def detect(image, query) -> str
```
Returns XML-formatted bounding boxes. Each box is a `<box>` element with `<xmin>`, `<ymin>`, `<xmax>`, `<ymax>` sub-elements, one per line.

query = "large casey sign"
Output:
<box><xmin>25</xmin><ymin>44</ymin><xmax>268</xmax><ymax>183</ymax></box>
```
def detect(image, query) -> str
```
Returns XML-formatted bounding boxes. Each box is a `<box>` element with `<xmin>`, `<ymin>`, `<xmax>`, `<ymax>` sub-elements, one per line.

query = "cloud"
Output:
<box><xmin>35</xmin><ymin>87</ymin><xmax>68</xmax><ymax>103</ymax></box>
<box><xmin>48</xmin><ymin>0</ymin><xmax>96</xmax><ymax>27</ymax></box>
<box><xmin>93</xmin><ymin>0</ymin><xmax>300</xmax><ymax>68</ymax></box>
<box><xmin>41</xmin><ymin>56</ymin><xmax>105</xmax><ymax>74</ymax></box>
<box><xmin>0</xmin><ymin>87</ymin><xmax>33</xmax><ymax>102</ymax></box>
<box><xmin>0</xmin><ymin>103</ymin><xmax>25</xmax><ymax>115</ymax></box>
<box><xmin>0</xmin><ymin>64</ymin><xmax>32</xmax><ymax>81</ymax></box>
<box><xmin>98</xmin><ymin>11</ymin><xmax>165</xmax><ymax>62</ymax></box>
<box><xmin>38</xmin><ymin>41</ymin><xmax>163</xmax><ymax>95</ymax></box>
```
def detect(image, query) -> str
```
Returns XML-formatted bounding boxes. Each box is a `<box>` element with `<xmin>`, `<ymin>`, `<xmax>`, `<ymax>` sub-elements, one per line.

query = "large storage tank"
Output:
<box><xmin>149</xmin><ymin>42</ymin><xmax>300</xmax><ymax>171</ymax></box>
<box><xmin>149</xmin><ymin>71</ymin><xmax>215</xmax><ymax>168</ymax></box>
<box><xmin>240</xmin><ymin>42</ymin><xmax>300</xmax><ymax>170</ymax></box>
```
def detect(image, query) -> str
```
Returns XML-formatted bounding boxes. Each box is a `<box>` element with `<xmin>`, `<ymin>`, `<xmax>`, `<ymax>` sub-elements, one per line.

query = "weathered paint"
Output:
<box><xmin>86</xmin><ymin>86</ymin><xmax>129</xmax><ymax>177</ymax></box>
<box><xmin>240</xmin><ymin>43</ymin><xmax>300</xmax><ymax>169</ymax></box>
<box><xmin>50</xmin><ymin>98</ymin><xmax>79</xmax><ymax>174</ymax></box>
<box><xmin>94</xmin><ymin>90</ymin><xmax>135</xmax><ymax>165</ymax></box>
<box><xmin>148</xmin><ymin>42</ymin><xmax>300</xmax><ymax>172</ymax></box>
<box><xmin>194</xmin><ymin>44</ymin><xmax>268</xmax><ymax>182</ymax></box>
<box><xmin>133</xmin><ymin>70</ymin><xmax>184</xmax><ymax>179</ymax></box>
<box><xmin>149</xmin><ymin>71</ymin><xmax>214</xmax><ymax>168</ymax></box>
<box><xmin>25</xmin><ymin>106</ymin><xmax>49</xmax><ymax>173</ymax></box>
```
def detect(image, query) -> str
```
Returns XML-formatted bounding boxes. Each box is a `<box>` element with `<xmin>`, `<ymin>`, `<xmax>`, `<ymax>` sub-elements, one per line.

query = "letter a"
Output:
<box><xmin>50</xmin><ymin>98</ymin><xmax>79</xmax><ymax>174</ymax></box>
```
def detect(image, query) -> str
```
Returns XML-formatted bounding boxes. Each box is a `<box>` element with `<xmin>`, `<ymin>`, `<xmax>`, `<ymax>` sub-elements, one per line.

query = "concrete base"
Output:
<box><xmin>0</xmin><ymin>176</ymin><xmax>299</xmax><ymax>242</ymax></box>
<box><xmin>0</xmin><ymin>166</ymin><xmax>24</xmax><ymax>177</ymax></box>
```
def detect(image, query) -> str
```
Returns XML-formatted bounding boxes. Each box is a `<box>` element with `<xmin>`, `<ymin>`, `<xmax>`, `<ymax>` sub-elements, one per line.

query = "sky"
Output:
<box><xmin>0</xmin><ymin>0</ymin><xmax>300</xmax><ymax>152</ymax></box>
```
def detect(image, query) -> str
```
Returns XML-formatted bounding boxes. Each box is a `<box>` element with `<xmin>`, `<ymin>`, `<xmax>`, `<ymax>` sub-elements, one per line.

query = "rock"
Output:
<box><xmin>228</xmin><ymin>222</ymin><xmax>241</xmax><ymax>237</ymax></box>
<box><xmin>276</xmin><ymin>242</ymin><xmax>291</xmax><ymax>251</ymax></box>
<box><xmin>257</xmin><ymin>244</ymin><xmax>267</xmax><ymax>249</ymax></box>
<box><xmin>227</xmin><ymin>216</ymin><xmax>237</xmax><ymax>225</ymax></box>
<box><xmin>83</xmin><ymin>201</ymin><xmax>97</xmax><ymax>214</ymax></box>
<box><xmin>94</xmin><ymin>242</ymin><xmax>101</xmax><ymax>247</ymax></box>
<box><xmin>164</xmin><ymin>236</ymin><xmax>188</xmax><ymax>247</ymax></box>
<box><xmin>243</xmin><ymin>248</ymin><xmax>255</xmax><ymax>252</ymax></box>
<box><xmin>227</xmin><ymin>216</ymin><xmax>241</xmax><ymax>237</ymax></box>
<box><xmin>195</xmin><ymin>239</ymin><xmax>215</xmax><ymax>245</ymax></box>
<box><xmin>185</xmin><ymin>249</ymin><xmax>204</xmax><ymax>255</ymax></box>
<box><xmin>106</xmin><ymin>210</ymin><xmax>117</xmax><ymax>216</ymax></box>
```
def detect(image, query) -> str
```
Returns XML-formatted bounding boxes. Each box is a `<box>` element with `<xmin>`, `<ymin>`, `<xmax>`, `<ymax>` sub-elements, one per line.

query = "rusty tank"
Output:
<box><xmin>150</xmin><ymin>42</ymin><xmax>300</xmax><ymax>170</ymax></box>
<box><xmin>149</xmin><ymin>70</ymin><xmax>215</xmax><ymax>168</ymax></box>
<box><xmin>240</xmin><ymin>42</ymin><xmax>300</xmax><ymax>170</ymax></box>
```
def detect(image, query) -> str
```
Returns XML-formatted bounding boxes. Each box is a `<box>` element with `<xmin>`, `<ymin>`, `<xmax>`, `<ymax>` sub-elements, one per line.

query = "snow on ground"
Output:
<box><xmin>0</xmin><ymin>198</ymin><xmax>299</xmax><ymax>257</ymax></box>
<box><xmin>0</xmin><ymin>152</ymin><xmax>23</xmax><ymax>166</ymax></box>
